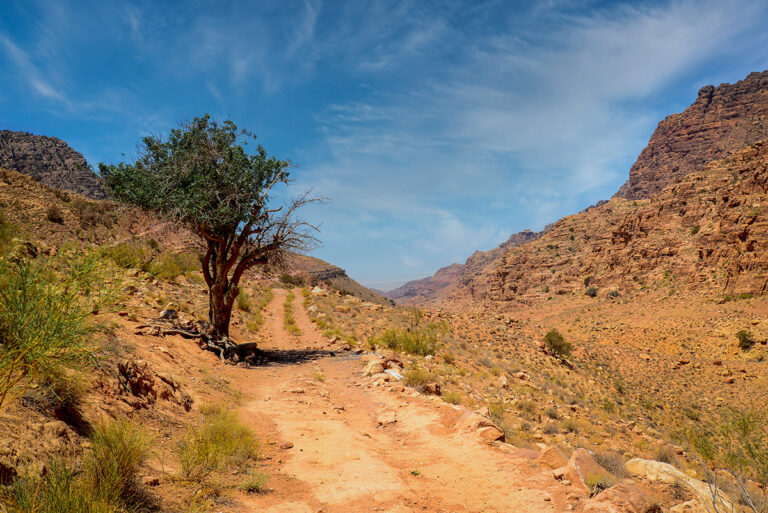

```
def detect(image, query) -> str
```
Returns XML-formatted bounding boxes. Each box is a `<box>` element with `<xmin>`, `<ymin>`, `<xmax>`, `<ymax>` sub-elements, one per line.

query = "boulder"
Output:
<box><xmin>364</xmin><ymin>361</ymin><xmax>385</xmax><ymax>376</ymax></box>
<box><xmin>582</xmin><ymin>483</ymin><xmax>662</xmax><ymax>513</ymax></box>
<box><xmin>535</xmin><ymin>445</ymin><xmax>569</xmax><ymax>469</ymax></box>
<box><xmin>624</xmin><ymin>459</ymin><xmax>731</xmax><ymax>510</ymax></box>
<box><xmin>422</xmin><ymin>382</ymin><xmax>441</xmax><ymax>395</ymax></box>
<box><xmin>477</xmin><ymin>425</ymin><xmax>505</xmax><ymax>442</ymax></box>
<box><xmin>566</xmin><ymin>448</ymin><xmax>610</xmax><ymax>491</ymax></box>
<box><xmin>455</xmin><ymin>409</ymin><xmax>505</xmax><ymax>443</ymax></box>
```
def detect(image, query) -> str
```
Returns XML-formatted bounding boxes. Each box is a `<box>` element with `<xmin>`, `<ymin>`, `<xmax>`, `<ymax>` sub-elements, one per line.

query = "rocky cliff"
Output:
<box><xmin>615</xmin><ymin>70</ymin><xmax>768</xmax><ymax>200</ymax></box>
<box><xmin>458</xmin><ymin>141</ymin><xmax>768</xmax><ymax>304</ymax></box>
<box><xmin>0</xmin><ymin>130</ymin><xmax>106</xmax><ymax>199</ymax></box>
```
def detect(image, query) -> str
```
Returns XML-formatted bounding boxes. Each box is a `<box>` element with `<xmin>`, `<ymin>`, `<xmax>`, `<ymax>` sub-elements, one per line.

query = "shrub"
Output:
<box><xmin>584</xmin><ymin>473</ymin><xmax>616</xmax><ymax>497</ymax></box>
<box><xmin>2</xmin><ymin>420</ymin><xmax>153</xmax><ymax>512</ymax></box>
<box><xmin>690</xmin><ymin>225</ymin><xmax>700</xmax><ymax>235</ymax></box>
<box><xmin>584</xmin><ymin>276</ymin><xmax>593</xmax><ymax>287</ymax></box>
<box><xmin>441</xmin><ymin>391</ymin><xmax>462</xmax><ymax>405</ymax></box>
<box><xmin>236</xmin><ymin>292</ymin><xmax>253</xmax><ymax>312</ymax></box>
<box><xmin>101</xmin><ymin>241</ymin><xmax>152</xmax><ymax>270</ymax></box>
<box><xmin>562</xmin><ymin>418</ymin><xmax>580</xmax><ymax>434</ymax></box>
<box><xmin>544</xmin><ymin>407</ymin><xmax>560</xmax><ymax>420</ymax></box>
<box><xmin>543</xmin><ymin>423</ymin><xmax>560</xmax><ymax>435</ymax></box>
<box><xmin>442</xmin><ymin>351</ymin><xmax>456</xmax><ymax>365</ymax></box>
<box><xmin>585</xmin><ymin>286</ymin><xmax>598</xmax><ymax>297</ymax></box>
<box><xmin>178</xmin><ymin>405</ymin><xmax>259</xmax><ymax>483</ymax></box>
<box><xmin>736</xmin><ymin>330</ymin><xmax>756</xmax><ymax>351</ymax></box>
<box><xmin>403</xmin><ymin>368</ymin><xmax>433</xmax><ymax>388</ymax></box>
<box><xmin>593</xmin><ymin>452</ymin><xmax>628</xmax><ymax>478</ymax></box>
<box><xmin>0</xmin><ymin>252</ymin><xmax>109</xmax><ymax>408</ymax></box>
<box><xmin>240</xmin><ymin>471</ymin><xmax>269</xmax><ymax>494</ymax></box>
<box><xmin>280</xmin><ymin>272</ymin><xmax>305</xmax><ymax>287</ymax></box>
<box><xmin>146</xmin><ymin>251</ymin><xmax>199</xmax><ymax>279</ymax></box>
<box><xmin>607</xmin><ymin>290</ymin><xmax>619</xmax><ymax>298</ymax></box>
<box><xmin>46</xmin><ymin>205</ymin><xmax>64</xmax><ymax>223</ymax></box>
<box><xmin>369</xmin><ymin>328</ymin><xmax>439</xmax><ymax>356</ymax></box>
<box><xmin>543</xmin><ymin>329</ymin><xmax>573</xmax><ymax>359</ymax></box>
<box><xmin>86</xmin><ymin>420</ymin><xmax>155</xmax><ymax>509</ymax></box>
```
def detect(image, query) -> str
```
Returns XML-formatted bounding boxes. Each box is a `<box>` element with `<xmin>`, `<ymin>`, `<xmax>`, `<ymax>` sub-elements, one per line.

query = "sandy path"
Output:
<box><xmin>229</xmin><ymin>289</ymin><xmax>576</xmax><ymax>513</ymax></box>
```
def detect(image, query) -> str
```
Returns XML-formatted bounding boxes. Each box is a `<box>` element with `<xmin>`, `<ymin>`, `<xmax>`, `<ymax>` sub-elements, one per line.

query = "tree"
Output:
<box><xmin>100</xmin><ymin>115</ymin><xmax>319</xmax><ymax>341</ymax></box>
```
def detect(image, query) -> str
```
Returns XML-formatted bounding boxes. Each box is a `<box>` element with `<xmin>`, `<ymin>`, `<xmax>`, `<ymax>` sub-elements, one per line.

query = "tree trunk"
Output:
<box><xmin>208</xmin><ymin>279</ymin><xmax>236</xmax><ymax>339</ymax></box>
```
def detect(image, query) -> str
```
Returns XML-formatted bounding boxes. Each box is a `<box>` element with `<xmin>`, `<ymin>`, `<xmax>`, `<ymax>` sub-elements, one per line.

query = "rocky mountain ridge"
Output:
<box><xmin>0</xmin><ymin>130</ymin><xmax>106</xmax><ymax>199</ymax></box>
<box><xmin>451</xmin><ymin>141</ymin><xmax>768</xmax><ymax>304</ymax></box>
<box><xmin>615</xmin><ymin>70</ymin><xmax>768</xmax><ymax>200</ymax></box>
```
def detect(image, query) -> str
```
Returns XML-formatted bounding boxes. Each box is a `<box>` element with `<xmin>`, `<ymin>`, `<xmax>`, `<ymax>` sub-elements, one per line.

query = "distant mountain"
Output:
<box><xmin>0</xmin><ymin>130</ymin><xmax>106</xmax><ymax>199</ymax></box>
<box><xmin>385</xmin><ymin>228</ymin><xmax>547</xmax><ymax>304</ymax></box>
<box><xmin>615</xmin><ymin>70</ymin><xmax>768</xmax><ymax>200</ymax></box>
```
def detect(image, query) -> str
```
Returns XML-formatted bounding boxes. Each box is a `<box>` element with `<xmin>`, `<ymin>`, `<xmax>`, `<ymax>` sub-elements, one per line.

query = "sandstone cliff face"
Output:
<box><xmin>0</xmin><ymin>130</ymin><xmax>106</xmax><ymax>199</ymax></box>
<box><xmin>386</xmin><ymin>229</ymin><xmax>545</xmax><ymax>304</ymax></box>
<box><xmin>465</xmin><ymin>142</ymin><xmax>768</xmax><ymax>304</ymax></box>
<box><xmin>615</xmin><ymin>71</ymin><xmax>768</xmax><ymax>200</ymax></box>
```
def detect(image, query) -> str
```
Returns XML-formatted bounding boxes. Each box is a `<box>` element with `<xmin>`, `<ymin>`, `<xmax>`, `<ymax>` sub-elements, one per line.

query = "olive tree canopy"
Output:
<box><xmin>100</xmin><ymin>114</ymin><xmax>319</xmax><ymax>339</ymax></box>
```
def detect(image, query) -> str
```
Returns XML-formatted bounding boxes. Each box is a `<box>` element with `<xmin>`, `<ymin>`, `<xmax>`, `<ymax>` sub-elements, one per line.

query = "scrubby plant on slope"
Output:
<box><xmin>0</xmin><ymin>251</ymin><xmax>111</xmax><ymax>409</ymax></box>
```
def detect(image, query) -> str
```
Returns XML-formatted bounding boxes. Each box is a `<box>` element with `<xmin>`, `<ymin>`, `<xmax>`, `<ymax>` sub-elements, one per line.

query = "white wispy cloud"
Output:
<box><xmin>0</xmin><ymin>33</ymin><xmax>68</xmax><ymax>103</ymax></box>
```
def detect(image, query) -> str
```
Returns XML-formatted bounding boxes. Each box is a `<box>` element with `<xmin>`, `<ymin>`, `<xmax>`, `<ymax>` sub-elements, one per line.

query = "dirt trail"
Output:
<box><xmin>227</xmin><ymin>289</ymin><xmax>575</xmax><ymax>513</ymax></box>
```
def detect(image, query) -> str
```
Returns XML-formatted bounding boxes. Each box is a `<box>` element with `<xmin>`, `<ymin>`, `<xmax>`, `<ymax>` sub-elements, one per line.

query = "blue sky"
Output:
<box><xmin>2</xmin><ymin>0</ymin><xmax>767</xmax><ymax>290</ymax></box>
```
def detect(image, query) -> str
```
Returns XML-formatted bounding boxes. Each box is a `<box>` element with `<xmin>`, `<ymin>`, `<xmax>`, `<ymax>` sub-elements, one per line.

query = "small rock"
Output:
<box><xmin>280</xmin><ymin>441</ymin><xmax>294</xmax><ymax>450</ymax></box>
<box><xmin>377</xmin><ymin>411</ymin><xmax>397</xmax><ymax>427</ymax></box>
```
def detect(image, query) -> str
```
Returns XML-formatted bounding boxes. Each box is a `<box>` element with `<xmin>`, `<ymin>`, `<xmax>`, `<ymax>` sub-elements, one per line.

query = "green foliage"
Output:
<box><xmin>0</xmin><ymin>252</ymin><xmax>110</xmax><ymax>408</ymax></box>
<box><xmin>245</xmin><ymin>287</ymin><xmax>273</xmax><ymax>333</ymax></box>
<box><xmin>585</xmin><ymin>286</ymin><xmax>598</xmax><ymax>297</ymax></box>
<box><xmin>100</xmin><ymin>114</ymin><xmax>290</xmax><ymax>231</ymax></box>
<box><xmin>146</xmin><ymin>251</ymin><xmax>198</xmax><ymax>279</ymax></box>
<box><xmin>283</xmin><ymin>292</ymin><xmax>301</xmax><ymax>336</ymax></box>
<box><xmin>441</xmin><ymin>391</ymin><xmax>462</xmax><ymax>405</ymax></box>
<box><xmin>543</xmin><ymin>328</ymin><xmax>573</xmax><ymax>359</ymax></box>
<box><xmin>370</xmin><ymin>328</ymin><xmax>440</xmax><ymax>356</ymax></box>
<box><xmin>690</xmin><ymin>224</ymin><xmax>700</xmax><ymax>235</ymax></box>
<box><xmin>736</xmin><ymin>330</ymin><xmax>757</xmax><ymax>351</ymax></box>
<box><xmin>2</xmin><ymin>421</ymin><xmax>153</xmax><ymax>513</ymax></box>
<box><xmin>584</xmin><ymin>276</ymin><xmax>593</xmax><ymax>287</ymax></box>
<box><xmin>240</xmin><ymin>471</ymin><xmax>269</xmax><ymax>494</ymax></box>
<box><xmin>280</xmin><ymin>273</ymin><xmax>305</xmax><ymax>287</ymax></box>
<box><xmin>584</xmin><ymin>473</ymin><xmax>617</xmax><ymax>497</ymax></box>
<box><xmin>86</xmin><ymin>420</ymin><xmax>155</xmax><ymax>509</ymax></box>
<box><xmin>688</xmin><ymin>410</ymin><xmax>768</xmax><ymax>511</ymax></box>
<box><xmin>100</xmin><ymin>241</ymin><xmax>152</xmax><ymax>270</ymax></box>
<box><xmin>403</xmin><ymin>367</ymin><xmax>433</xmax><ymax>388</ymax></box>
<box><xmin>236</xmin><ymin>292</ymin><xmax>253</xmax><ymax>312</ymax></box>
<box><xmin>0</xmin><ymin>211</ymin><xmax>21</xmax><ymax>252</ymax></box>
<box><xmin>177</xmin><ymin>404</ymin><xmax>259</xmax><ymax>482</ymax></box>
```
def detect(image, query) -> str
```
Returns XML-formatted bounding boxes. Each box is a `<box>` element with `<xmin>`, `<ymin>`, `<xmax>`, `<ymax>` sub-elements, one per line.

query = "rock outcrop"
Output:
<box><xmin>0</xmin><ymin>130</ymin><xmax>106</xmax><ymax>199</ymax></box>
<box><xmin>616</xmin><ymin>70</ymin><xmax>768</xmax><ymax>200</ymax></box>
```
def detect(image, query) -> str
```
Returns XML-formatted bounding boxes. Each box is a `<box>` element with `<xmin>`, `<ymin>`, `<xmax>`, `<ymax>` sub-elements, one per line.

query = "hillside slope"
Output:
<box><xmin>452</xmin><ymin>141</ymin><xmax>768</xmax><ymax>304</ymax></box>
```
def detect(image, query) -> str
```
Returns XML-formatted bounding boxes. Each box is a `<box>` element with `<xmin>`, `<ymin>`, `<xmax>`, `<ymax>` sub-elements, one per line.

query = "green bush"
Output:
<box><xmin>543</xmin><ymin>329</ymin><xmax>573</xmax><ymax>359</ymax></box>
<box><xmin>403</xmin><ymin>367</ymin><xmax>433</xmax><ymax>388</ymax></box>
<box><xmin>236</xmin><ymin>292</ymin><xmax>253</xmax><ymax>312</ymax></box>
<box><xmin>0</xmin><ymin>252</ymin><xmax>109</xmax><ymax>409</ymax></box>
<box><xmin>146</xmin><ymin>251</ymin><xmax>198</xmax><ymax>279</ymax></box>
<box><xmin>441</xmin><ymin>391</ymin><xmax>462</xmax><ymax>405</ymax></box>
<box><xmin>2</xmin><ymin>420</ymin><xmax>153</xmax><ymax>513</ymax></box>
<box><xmin>101</xmin><ymin>241</ymin><xmax>152</xmax><ymax>270</ymax></box>
<box><xmin>280</xmin><ymin>272</ymin><xmax>305</xmax><ymax>287</ymax></box>
<box><xmin>86</xmin><ymin>420</ymin><xmax>154</xmax><ymax>509</ymax></box>
<box><xmin>178</xmin><ymin>405</ymin><xmax>259</xmax><ymax>483</ymax></box>
<box><xmin>736</xmin><ymin>330</ymin><xmax>756</xmax><ymax>351</ymax></box>
<box><xmin>369</xmin><ymin>328</ymin><xmax>439</xmax><ymax>356</ymax></box>
<box><xmin>585</xmin><ymin>286</ymin><xmax>598</xmax><ymax>297</ymax></box>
